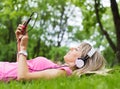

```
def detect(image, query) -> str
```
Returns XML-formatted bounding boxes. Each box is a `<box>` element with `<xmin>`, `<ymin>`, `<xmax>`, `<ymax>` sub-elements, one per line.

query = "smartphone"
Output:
<box><xmin>21</xmin><ymin>12</ymin><xmax>34</xmax><ymax>34</ymax></box>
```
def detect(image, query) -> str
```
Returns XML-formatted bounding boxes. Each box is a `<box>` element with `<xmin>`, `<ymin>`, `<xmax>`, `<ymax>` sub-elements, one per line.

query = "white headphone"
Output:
<box><xmin>75</xmin><ymin>48</ymin><xmax>96</xmax><ymax>68</ymax></box>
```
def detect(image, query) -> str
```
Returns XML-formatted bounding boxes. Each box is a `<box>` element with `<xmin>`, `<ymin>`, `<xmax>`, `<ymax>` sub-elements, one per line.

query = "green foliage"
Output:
<box><xmin>71</xmin><ymin>0</ymin><xmax>118</xmax><ymax>65</ymax></box>
<box><xmin>48</xmin><ymin>46</ymin><xmax>69</xmax><ymax>62</ymax></box>
<box><xmin>103</xmin><ymin>47</ymin><xmax>115</xmax><ymax>67</ymax></box>
<box><xmin>0</xmin><ymin>42</ymin><xmax>16</xmax><ymax>62</ymax></box>
<box><xmin>0</xmin><ymin>0</ymin><xmax>33</xmax><ymax>61</ymax></box>
<box><xmin>0</xmin><ymin>0</ymin><xmax>119</xmax><ymax>66</ymax></box>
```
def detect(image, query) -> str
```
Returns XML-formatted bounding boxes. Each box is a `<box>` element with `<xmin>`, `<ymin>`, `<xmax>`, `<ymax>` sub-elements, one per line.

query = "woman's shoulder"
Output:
<box><xmin>28</xmin><ymin>56</ymin><xmax>52</xmax><ymax>63</ymax></box>
<box><xmin>30</xmin><ymin>57</ymin><xmax>48</xmax><ymax>61</ymax></box>
<box><xmin>33</xmin><ymin>57</ymin><xmax>48</xmax><ymax>60</ymax></box>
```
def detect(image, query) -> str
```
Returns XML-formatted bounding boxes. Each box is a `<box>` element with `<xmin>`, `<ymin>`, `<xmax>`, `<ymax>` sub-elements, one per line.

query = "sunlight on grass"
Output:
<box><xmin>0</xmin><ymin>67</ymin><xmax>120</xmax><ymax>89</ymax></box>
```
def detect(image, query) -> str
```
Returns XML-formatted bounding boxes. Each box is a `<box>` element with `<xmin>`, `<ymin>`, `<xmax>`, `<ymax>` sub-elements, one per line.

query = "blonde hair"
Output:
<box><xmin>73</xmin><ymin>42</ymin><xmax>106</xmax><ymax>76</ymax></box>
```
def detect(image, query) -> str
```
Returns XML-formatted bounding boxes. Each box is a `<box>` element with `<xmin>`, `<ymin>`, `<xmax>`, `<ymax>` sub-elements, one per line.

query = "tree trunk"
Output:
<box><xmin>94</xmin><ymin>0</ymin><xmax>116</xmax><ymax>52</ymax></box>
<box><xmin>110</xmin><ymin>0</ymin><xmax>120</xmax><ymax>64</ymax></box>
<box><xmin>94</xmin><ymin>0</ymin><xmax>120</xmax><ymax>65</ymax></box>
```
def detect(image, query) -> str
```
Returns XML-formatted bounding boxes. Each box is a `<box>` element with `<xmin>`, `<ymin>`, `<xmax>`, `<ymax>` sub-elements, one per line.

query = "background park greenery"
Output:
<box><xmin>0</xmin><ymin>0</ymin><xmax>120</xmax><ymax>88</ymax></box>
<box><xmin>0</xmin><ymin>0</ymin><xmax>120</xmax><ymax>67</ymax></box>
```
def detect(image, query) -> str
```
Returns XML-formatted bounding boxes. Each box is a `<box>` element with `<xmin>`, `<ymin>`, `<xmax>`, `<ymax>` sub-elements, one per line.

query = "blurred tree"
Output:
<box><xmin>1</xmin><ymin>0</ymin><xmax>120</xmax><ymax>66</ymax></box>
<box><xmin>70</xmin><ymin>0</ymin><xmax>120</xmax><ymax>66</ymax></box>
<box><xmin>0</xmin><ymin>0</ymin><xmax>79</xmax><ymax>62</ymax></box>
<box><xmin>0</xmin><ymin>0</ymin><xmax>35</xmax><ymax>61</ymax></box>
<box><xmin>28</xmin><ymin>0</ymin><xmax>79</xmax><ymax>61</ymax></box>
<box><xmin>94</xmin><ymin>0</ymin><xmax>120</xmax><ymax>66</ymax></box>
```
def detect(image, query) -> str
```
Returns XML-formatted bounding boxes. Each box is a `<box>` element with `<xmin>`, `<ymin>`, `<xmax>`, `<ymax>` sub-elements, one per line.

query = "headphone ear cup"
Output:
<box><xmin>75</xmin><ymin>58</ymin><xmax>85</xmax><ymax>68</ymax></box>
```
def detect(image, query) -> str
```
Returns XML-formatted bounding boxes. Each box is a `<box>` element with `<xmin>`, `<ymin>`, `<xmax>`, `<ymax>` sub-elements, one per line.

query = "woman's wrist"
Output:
<box><xmin>20</xmin><ymin>46</ymin><xmax>27</xmax><ymax>51</ymax></box>
<box><xmin>18</xmin><ymin>50</ymin><xmax>28</xmax><ymax>57</ymax></box>
<box><xmin>17</xmin><ymin>42</ymin><xmax>20</xmax><ymax>52</ymax></box>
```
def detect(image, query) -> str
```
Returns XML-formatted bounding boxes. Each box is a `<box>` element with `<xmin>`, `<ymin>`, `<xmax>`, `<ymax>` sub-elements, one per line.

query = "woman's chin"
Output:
<box><xmin>63</xmin><ymin>56</ymin><xmax>67</xmax><ymax>62</ymax></box>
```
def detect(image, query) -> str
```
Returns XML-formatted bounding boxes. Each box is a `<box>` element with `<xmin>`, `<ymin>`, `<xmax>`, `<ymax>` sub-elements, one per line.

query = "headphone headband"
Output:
<box><xmin>87</xmin><ymin>48</ymin><xmax>96</xmax><ymax>57</ymax></box>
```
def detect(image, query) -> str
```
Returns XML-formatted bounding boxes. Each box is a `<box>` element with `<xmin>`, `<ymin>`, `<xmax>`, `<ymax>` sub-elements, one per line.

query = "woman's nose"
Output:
<box><xmin>70</xmin><ymin>47</ymin><xmax>75</xmax><ymax>51</ymax></box>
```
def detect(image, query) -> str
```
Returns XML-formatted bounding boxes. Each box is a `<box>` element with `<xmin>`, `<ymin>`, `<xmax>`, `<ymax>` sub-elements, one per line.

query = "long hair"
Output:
<box><xmin>73</xmin><ymin>42</ymin><xmax>106</xmax><ymax>76</ymax></box>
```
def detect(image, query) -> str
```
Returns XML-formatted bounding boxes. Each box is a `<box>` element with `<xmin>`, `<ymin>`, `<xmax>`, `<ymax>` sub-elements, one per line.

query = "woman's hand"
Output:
<box><xmin>15</xmin><ymin>24</ymin><xmax>26</xmax><ymax>42</ymax></box>
<box><xmin>20</xmin><ymin>33</ymin><xmax>28</xmax><ymax>51</ymax></box>
<box><xmin>15</xmin><ymin>24</ymin><xmax>28</xmax><ymax>51</ymax></box>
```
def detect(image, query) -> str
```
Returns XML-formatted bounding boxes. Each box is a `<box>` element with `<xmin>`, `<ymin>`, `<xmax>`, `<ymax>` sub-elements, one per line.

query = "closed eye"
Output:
<box><xmin>75</xmin><ymin>48</ymin><xmax>79</xmax><ymax>51</ymax></box>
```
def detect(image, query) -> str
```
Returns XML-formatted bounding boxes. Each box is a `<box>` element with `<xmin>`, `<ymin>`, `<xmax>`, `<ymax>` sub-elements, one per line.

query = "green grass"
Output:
<box><xmin>0</xmin><ymin>67</ymin><xmax>120</xmax><ymax>89</ymax></box>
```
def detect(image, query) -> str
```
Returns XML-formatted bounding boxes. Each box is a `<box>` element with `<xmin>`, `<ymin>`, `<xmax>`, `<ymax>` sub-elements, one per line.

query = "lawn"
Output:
<box><xmin>0</xmin><ymin>67</ymin><xmax>120</xmax><ymax>89</ymax></box>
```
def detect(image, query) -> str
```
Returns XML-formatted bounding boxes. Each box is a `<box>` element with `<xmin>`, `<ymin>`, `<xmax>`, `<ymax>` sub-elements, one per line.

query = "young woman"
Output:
<box><xmin>0</xmin><ymin>24</ymin><xmax>106</xmax><ymax>82</ymax></box>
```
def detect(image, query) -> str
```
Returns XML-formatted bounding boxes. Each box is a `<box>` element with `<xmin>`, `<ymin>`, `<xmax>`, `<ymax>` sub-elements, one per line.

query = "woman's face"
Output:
<box><xmin>64</xmin><ymin>46</ymin><xmax>82</xmax><ymax>66</ymax></box>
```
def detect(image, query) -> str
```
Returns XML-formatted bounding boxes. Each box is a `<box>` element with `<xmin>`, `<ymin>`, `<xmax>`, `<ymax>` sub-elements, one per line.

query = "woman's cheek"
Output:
<box><xmin>64</xmin><ymin>54</ymin><xmax>70</xmax><ymax>62</ymax></box>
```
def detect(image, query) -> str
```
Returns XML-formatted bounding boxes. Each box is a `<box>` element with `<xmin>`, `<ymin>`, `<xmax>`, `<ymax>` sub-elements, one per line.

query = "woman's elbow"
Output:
<box><xmin>17</xmin><ymin>74</ymin><xmax>28</xmax><ymax>81</ymax></box>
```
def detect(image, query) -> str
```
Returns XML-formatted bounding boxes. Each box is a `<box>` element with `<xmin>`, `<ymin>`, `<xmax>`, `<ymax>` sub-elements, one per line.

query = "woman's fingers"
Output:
<box><xmin>15</xmin><ymin>23</ymin><xmax>28</xmax><ymax>44</ymax></box>
<box><xmin>15</xmin><ymin>24</ymin><xmax>26</xmax><ymax>38</ymax></box>
<box><xmin>18</xmin><ymin>24</ymin><xmax>24</xmax><ymax>30</ymax></box>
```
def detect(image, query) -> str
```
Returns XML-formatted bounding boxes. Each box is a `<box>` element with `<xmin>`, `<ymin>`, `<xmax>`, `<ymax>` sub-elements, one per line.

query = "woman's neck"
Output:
<box><xmin>63</xmin><ymin>63</ymin><xmax>77</xmax><ymax>71</ymax></box>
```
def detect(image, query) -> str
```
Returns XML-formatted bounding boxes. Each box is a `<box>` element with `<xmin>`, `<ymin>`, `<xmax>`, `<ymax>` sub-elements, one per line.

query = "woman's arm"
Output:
<box><xmin>16</xmin><ymin>25</ymin><xmax>66</xmax><ymax>81</ymax></box>
<box><xmin>16</xmin><ymin>26</ymin><xmax>29</xmax><ymax>80</ymax></box>
<box><xmin>15</xmin><ymin>24</ymin><xmax>27</xmax><ymax>61</ymax></box>
<box><xmin>17</xmin><ymin>54</ymin><xmax>66</xmax><ymax>80</ymax></box>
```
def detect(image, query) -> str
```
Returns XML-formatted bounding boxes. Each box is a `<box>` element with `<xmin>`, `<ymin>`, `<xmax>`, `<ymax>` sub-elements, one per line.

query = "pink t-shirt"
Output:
<box><xmin>0</xmin><ymin>57</ymin><xmax>72</xmax><ymax>82</ymax></box>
